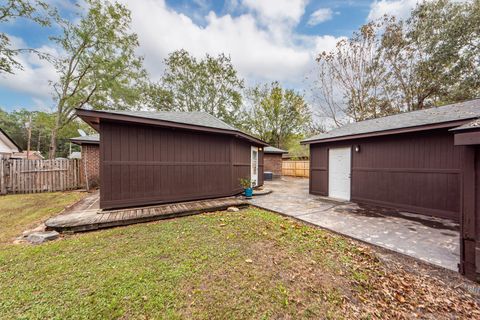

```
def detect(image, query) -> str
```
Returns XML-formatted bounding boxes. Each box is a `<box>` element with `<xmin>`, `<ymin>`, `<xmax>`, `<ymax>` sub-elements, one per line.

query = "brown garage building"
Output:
<box><xmin>76</xmin><ymin>109</ymin><xmax>267</xmax><ymax>210</ymax></box>
<box><xmin>302</xmin><ymin>99</ymin><xmax>480</xmax><ymax>280</ymax></box>
<box><xmin>264</xmin><ymin>146</ymin><xmax>287</xmax><ymax>177</ymax></box>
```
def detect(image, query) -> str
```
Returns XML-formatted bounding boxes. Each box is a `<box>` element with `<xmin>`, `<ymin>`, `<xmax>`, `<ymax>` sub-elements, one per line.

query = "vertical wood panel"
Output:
<box><xmin>282</xmin><ymin>161</ymin><xmax>310</xmax><ymax>177</ymax></box>
<box><xmin>100</xmin><ymin>121</ymin><xmax>260</xmax><ymax>209</ymax></box>
<box><xmin>0</xmin><ymin>159</ymin><xmax>82</xmax><ymax>194</ymax></box>
<box><xmin>0</xmin><ymin>159</ymin><xmax>5</xmax><ymax>194</ymax></box>
<box><xmin>460</xmin><ymin>146</ymin><xmax>477</xmax><ymax>278</ymax></box>
<box><xmin>310</xmin><ymin>129</ymin><xmax>462</xmax><ymax>220</ymax></box>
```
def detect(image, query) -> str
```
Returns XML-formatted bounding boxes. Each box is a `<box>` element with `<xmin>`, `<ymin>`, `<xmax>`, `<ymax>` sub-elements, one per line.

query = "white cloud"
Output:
<box><xmin>121</xmin><ymin>0</ymin><xmax>342</xmax><ymax>85</ymax></box>
<box><xmin>367</xmin><ymin>0</ymin><xmax>419</xmax><ymax>21</ymax></box>
<box><xmin>308</xmin><ymin>8</ymin><xmax>334</xmax><ymax>25</ymax></box>
<box><xmin>0</xmin><ymin>35</ymin><xmax>58</xmax><ymax>101</ymax></box>
<box><xmin>313</xmin><ymin>35</ymin><xmax>343</xmax><ymax>54</ymax></box>
<box><xmin>2</xmin><ymin>0</ymin><xmax>344</xmax><ymax>108</ymax></box>
<box><xmin>241</xmin><ymin>0</ymin><xmax>309</xmax><ymax>25</ymax></box>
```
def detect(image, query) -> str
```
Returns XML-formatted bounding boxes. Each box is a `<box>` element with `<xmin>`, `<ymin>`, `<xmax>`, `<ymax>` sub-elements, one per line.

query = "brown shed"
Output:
<box><xmin>76</xmin><ymin>109</ymin><xmax>267</xmax><ymax>210</ymax></box>
<box><xmin>302</xmin><ymin>99</ymin><xmax>480</xmax><ymax>281</ymax></box>
<box><xmin>264</xmin><ymin>146</ymin><xmax>287</xmax><ymax>177</ymax></box>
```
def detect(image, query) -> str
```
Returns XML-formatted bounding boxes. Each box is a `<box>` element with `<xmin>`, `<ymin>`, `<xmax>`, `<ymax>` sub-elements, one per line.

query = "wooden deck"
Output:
<box><xmin>46</xmin><ymin>197</ymin><xmax>248</xmax><ymax>233</ymax></box>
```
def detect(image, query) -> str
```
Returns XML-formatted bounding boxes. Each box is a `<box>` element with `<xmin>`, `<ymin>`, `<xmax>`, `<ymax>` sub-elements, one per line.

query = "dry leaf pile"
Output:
<box><xmin>343</xmin><ymin>244</ymin><xmax>480</xmax><ymax>319</ymax></box>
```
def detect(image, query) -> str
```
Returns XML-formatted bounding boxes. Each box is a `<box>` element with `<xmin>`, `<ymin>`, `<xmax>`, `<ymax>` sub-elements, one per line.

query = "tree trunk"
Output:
<box><xmin>48</xmin><ymin>113</ymin><xmax>61</xmax><ymax>159</ymax></box>
<box><xmin>26</xmin><ymin>115</ymin><xmax>32</xmax><ymax>160</ymax></box>
<box><xmin>37</xmin><ymin>132</ymin><xmax>41</xmax><ymax>151</ymax></box>
<box><xmin>48</xmin><ymin>129</ymin><xmax>57</xmax><ymax>159</ymax></box>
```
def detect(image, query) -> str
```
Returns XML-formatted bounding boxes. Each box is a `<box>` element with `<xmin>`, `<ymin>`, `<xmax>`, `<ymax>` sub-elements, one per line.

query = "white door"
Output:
<box><xmin>328</xmin><ymin>147</ymin><xmax>351</xmax><ymax>200</ymax></box>
<box><xmin>251</xmin><ymin>146</ymin><xmax>259</xmax><ymax>187</ymax></box>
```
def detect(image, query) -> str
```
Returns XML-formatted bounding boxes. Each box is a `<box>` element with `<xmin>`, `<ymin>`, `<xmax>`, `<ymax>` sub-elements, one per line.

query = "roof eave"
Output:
<box><xmin>75</xmin><ymin>109</ymin><xmax>268</xmax><ymax>146</ymax></box>
<box><xmin>70</xmin><ymin>138</ymin><xmax>100</xmax><ymax>145</ymax></box>
<box><xmin>301</xmin><ymin>119</ymin><xmax>474</xmax><ymax>145</ymax></box>
<box><xmin>449</xmin><ymin>121</ymin><xmax>480</xmax><ymax>132</ymax></box>
<box><xmin>0</xmin><ymin>128</ymin><xmax>22</xmax><ymax>151</ymax></box>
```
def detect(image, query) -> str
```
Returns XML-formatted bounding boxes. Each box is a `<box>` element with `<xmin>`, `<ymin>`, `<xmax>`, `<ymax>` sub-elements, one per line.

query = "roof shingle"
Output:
<box><xmin>89</xmin><ymin>110</ymin><xmax>237</xmax><ymax>131</ymax></box>
<box><xmin>303</xmin><ymin>99</ymin><xmax>480</xmax><ymax>143</ymax></box>
<box><xmin>75</xmin><ymin>109</ymin><xmax>268</xmax><ymax>146</ymax></box>
<box><xmin>451</xmin><ymin>118</ymin><xmax>480</xmax><ymax>131</ymax></box>
<box><xmin>264</xmin><ymin>146</ymin><xmax>287</xmax><ymax>154</ymax></box>
<box><xmin>70</xmin><ymin>133</ymin><xmax>100</xmax><ymax>144</ymax></box>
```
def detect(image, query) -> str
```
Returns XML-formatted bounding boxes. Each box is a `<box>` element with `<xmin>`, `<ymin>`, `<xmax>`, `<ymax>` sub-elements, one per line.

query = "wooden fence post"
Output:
<box><xmin>282</xmin><ymin>160</ymin><xmax>310</xmax><ymax>178</ymax></box>
<box><xmin>0</xmin><ymin>159</ymin><xmax>83</xmax><ymax>195</ymax></box>
<box><xmin>0</xmin><ymin>159</ymin><xmax>5</xmax><ymax>195</ymax></box>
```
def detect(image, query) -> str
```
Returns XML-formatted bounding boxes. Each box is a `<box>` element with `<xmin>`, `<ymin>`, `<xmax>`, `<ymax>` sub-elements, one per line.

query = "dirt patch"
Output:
<box><xmin>249</xmin><ymin>240</ymin><xmax>352</xmax><ymax>297</ymax></box>
<box><xmin>61</xmin><ymin>190</ymin><xmax>99</xmax><ymax>214</ymax></box>
<box><xmin>179</xmin><ymin>238</ymin><xmax>350</xmax><ymax>319</ymax></box>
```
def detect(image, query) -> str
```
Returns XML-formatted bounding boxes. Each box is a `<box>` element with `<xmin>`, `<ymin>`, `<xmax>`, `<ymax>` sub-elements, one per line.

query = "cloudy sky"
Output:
<box><xmin>0</xmin><ymin>0</ymin><xmax>420</xmax><ymax>111</ymax></box>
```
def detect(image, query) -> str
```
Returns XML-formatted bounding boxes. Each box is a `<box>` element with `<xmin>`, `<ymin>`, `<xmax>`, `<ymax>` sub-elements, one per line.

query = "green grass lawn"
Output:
<box><xmin>0</xmin><ymin>192</ymin><xmax>86</xmax><ymax>243</ymax></box>
<box><xmin>0</xmin><ymin>205</ymin><xmax>478</xmax><ymax>319</ymax></box>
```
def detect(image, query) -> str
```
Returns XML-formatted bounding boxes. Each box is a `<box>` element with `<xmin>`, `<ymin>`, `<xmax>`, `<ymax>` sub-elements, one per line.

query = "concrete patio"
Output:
<box><xmin>250</xmin><ymin>177</ymin><xmax>460</xmax><ymax>271</ymax></box>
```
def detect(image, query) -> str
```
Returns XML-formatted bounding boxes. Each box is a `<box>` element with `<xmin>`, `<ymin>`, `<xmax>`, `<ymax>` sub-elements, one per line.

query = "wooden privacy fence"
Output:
<box><xmin>0</xmin><ymin>159</ymin><xmax>83</xmax><ymax>195</ymax></box>
<box><xmin>282</xmin><ymin>160</ymin><xmax>310</xmax><ymax>177</ymax></box>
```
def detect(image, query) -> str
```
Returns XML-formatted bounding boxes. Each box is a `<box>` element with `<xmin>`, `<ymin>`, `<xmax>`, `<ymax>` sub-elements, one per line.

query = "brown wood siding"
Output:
<box><xmin>477</xmin><ymin>146</ymin><xmax>480</xmax><ymax>246</ymax></box>
<box><xmin>460</xmin><ymin>145</ymin><xmax>478</xmax><ymax>278</ymax></box>
<box><xmin>231</xmin><ymin>138</ymin><xmax>251</xmax><ymax>194</ymax></box>
<box><xmin>310</xmin><ymin>129</ymin><xmax>462</xmax><ymax>220</ymax></box>
<box><xmin>455</xmin><ymin>131</ymin><xmax>480</xmax><ymax>146</ymax></box>
<box><xmin>476</xmin><ymin>146</ymin><xmax>480</xmax><ymax>276</ymax></box>
<box><xmin>310</xmin><ymin>145</ymin><xmax>328</xmax><ymax>196</ymax></box>
<box><xmin>258</xmin><ymin>149</ymin><xmax>264</xmax><ymax>186</ymax></box>
<box><xmin>100</xmin><ymin>121</ymin><xmax>262</xmax><ymax>209</ymax></box>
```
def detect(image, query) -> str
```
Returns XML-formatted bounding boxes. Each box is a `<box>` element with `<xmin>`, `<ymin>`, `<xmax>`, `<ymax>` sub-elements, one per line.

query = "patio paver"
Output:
<box><xmin>250</xmin><ymin>177</ymin><xmax>460</xmax><ymax>271</ymax></box>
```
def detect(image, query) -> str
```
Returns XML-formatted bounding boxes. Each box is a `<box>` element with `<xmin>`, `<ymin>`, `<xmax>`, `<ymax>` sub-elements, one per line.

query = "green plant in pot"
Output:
<box><xmin>240</xmin><ymin>178</ymin><xmax>253</xmax><ymax>198</ymax></box>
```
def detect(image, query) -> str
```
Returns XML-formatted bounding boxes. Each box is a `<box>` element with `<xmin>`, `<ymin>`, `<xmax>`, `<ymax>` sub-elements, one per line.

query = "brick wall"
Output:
<box><xmin>264</xmin><ymin>153</ymin><xmax>283</xmax><ymax>176</ymax></box>
<box><xmin>81</xmin><ymin>144</ymin><xmax>100</xmax><ymax>188</ymax></box>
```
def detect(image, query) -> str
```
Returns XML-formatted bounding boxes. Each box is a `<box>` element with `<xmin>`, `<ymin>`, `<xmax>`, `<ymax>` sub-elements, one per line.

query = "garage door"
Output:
<box><xmin>328</xmin><ymin>147</ymin><xmax>351</xmax><ymax>200</ymax></box>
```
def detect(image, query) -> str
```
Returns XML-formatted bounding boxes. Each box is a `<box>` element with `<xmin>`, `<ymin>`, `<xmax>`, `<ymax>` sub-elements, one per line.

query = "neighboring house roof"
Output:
<box><xmin>451</xmin><ymin>118</ymin><xmax>480</xmax><ymax>131</ymax></box>
<box><xmin>264</xmin><ymin>146</ymin><xmax>287</xmax><ymax>154</ymax></box>
<box><xmin>76</xmin><ymin>109</ymin><xmax>268</xmax><ymax>146</ymax></box>
<box><xmin>68</xmin><ymin>151</ymin><xmax>82</xmax><ymax>159</ymax></box>
<box><xmin>0</xmin><ymin>128</ymin><xmax>21</xmax><ymax>152</ymax></box>
<box><xmin>302</xmin><ymin>99</ymin><xmax>480</xmax><ymax>144</ymax></box>
<box><xmin>11</xmin><ymin>151</ymin><xmax>44</xmax><ymax>159</ymax></box>
<box><xmin>70</xmin><ymin>134</ymin><xmax>100</xmax><ymax>145</ymax></box>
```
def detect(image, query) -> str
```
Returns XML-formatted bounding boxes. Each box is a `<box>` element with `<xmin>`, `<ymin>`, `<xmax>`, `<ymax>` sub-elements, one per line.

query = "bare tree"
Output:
<box><xmin>313</xmin><ymin>22</ymin><xmax>397</xmax><ymax>126</ymax></box>
<box><xmin>311</xmin><ymin>64</ymin><xmax>344</xmax><ymax>127</ymax></box>
<box><xmin>313</xmin><ymin>0</ymin><xmax>480</xmax><ymax>127</ymax></box>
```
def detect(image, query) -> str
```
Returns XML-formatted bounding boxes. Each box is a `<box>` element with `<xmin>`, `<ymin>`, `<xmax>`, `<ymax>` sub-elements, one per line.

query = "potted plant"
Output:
<box><xmin>240</xmin><ymin>177</ymin><xmax>253</xmax><ymax>198</ymax></box>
